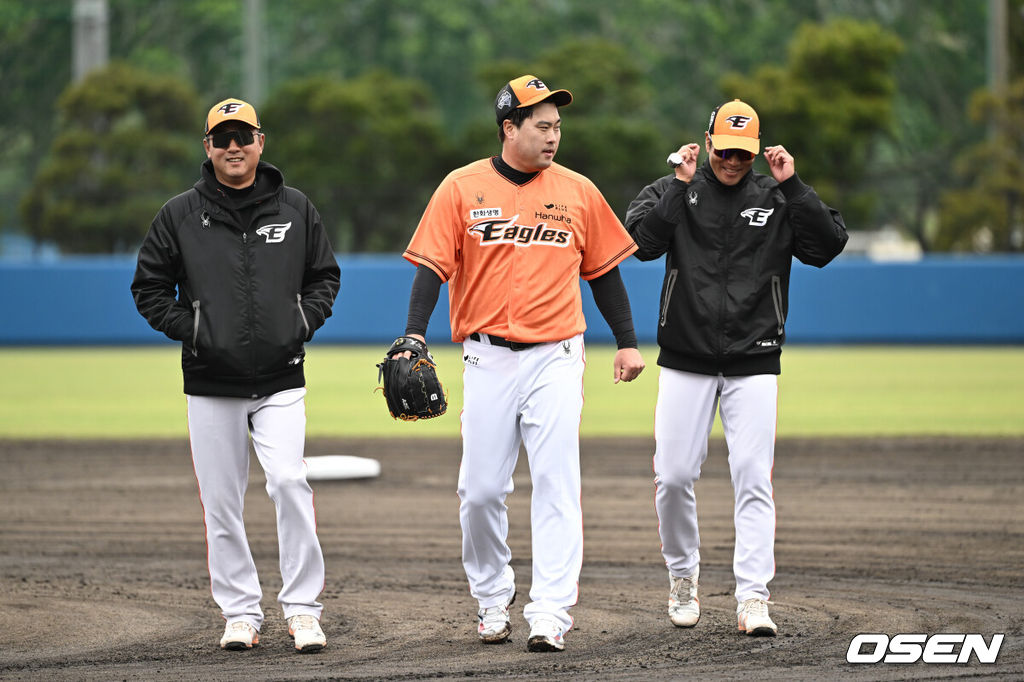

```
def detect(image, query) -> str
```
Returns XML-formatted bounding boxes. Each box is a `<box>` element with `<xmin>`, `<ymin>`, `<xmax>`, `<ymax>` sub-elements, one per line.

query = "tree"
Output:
<box><xmin>849</xmin><ymin>1</ymin><xmax>990</xmax><ymax>249</ymax></box>
<box><xmin>20</xmin><ymin>62</ymin><xmax>200</xmax><ymax>253</ymax></box>
<box><xmin>260</xmin><ymin>70</ymin><xmax>456</xmax><ymax>252</ymax></box>
<box><xmin>937</xmin><ymin>77</ymin><xmax>1024</xmax><ymax>252</ymax></box>
<box><xmin>534</xmin><ymin>39</ymin><xmax>668</xmax><ymax>213</ymax></box>
<box><xmin>0</xmin><ymin>2</ymin><xmax>1000</xmax><ymax>252</ymax></box>
<box><xmin>0</xmin><ymin>1</ymin><xmax>72</xmax><ymax>239</ymax></box>
<box><xmin>719</xmin><ymin>18</ymin><xmax>903</xmax><ymax>231</ymax></box>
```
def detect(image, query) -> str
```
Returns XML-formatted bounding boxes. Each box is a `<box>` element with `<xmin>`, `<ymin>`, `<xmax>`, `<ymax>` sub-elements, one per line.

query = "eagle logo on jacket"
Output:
<box><xmin>740</xmin><ymin>208</ymin><xmax>774</xmax><ymax>227</ymax></box>
<box><xmin>256</xmin><ymin>222</ymin><xmax>291</xmax><ymax>243</ymax></box>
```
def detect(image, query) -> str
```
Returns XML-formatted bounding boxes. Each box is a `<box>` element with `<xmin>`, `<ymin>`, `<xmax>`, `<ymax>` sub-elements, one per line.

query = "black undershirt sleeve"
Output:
<box><xmin>405</xmin><ymin>265</ymin><xmax>443</xmax><ymax>336</ymax></box>
<box><xmin>588</xmin><ymin>267</ymin><xmax>638</xmax><ymax>349</ymax></box>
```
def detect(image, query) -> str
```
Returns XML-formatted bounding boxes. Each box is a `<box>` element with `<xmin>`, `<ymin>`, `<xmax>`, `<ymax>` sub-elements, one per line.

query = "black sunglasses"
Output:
<box><xmin>713</xmin><ymin>148</ymin><xmax>755</xmax><ymax>162</ymax></box>
<box><xmin>207</xmin><ymin>129</ymin><xmax>259</xmax><ymax>149</ymax></box>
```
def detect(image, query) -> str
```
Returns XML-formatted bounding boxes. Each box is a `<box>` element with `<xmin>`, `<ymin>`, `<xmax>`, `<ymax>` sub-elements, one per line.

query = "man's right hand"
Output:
<box><xmin>670</xmin><ymin>143</ymin><xmax>700</xmax><ymax>183</ymax></box>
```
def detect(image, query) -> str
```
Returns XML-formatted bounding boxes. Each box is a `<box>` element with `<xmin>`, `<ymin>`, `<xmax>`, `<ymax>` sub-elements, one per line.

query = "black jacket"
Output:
<box><xmin>132</xmin><ymin>160</ymin><xmax>340</xmax><ymax>397</ymax></box>
<box><xmin>625</xmin><ymin>162</ymin><xmax>847</xmax><ymax>376</ymax></box>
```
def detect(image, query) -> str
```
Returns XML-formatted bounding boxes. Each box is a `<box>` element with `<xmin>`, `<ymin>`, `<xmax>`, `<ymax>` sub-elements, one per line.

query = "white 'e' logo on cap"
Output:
<box><xmin>724</xmin><ymin>114</ymin><xmax>752</xmax><ymax>129</ymax></box>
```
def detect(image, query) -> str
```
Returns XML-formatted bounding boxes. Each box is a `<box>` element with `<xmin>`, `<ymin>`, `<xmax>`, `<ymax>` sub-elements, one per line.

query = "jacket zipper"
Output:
<box><xmin>717</xmin><ymin>217</ymin><xmax>735</xmax><ymax>356</ymax></box>
<box><xmin>242</xmin><ymin>232</ymin><xmax>256</xmax><ymax>387</ymax></box>
<box><xmin>296</xmin><ymin>294</ymin><xmax>310</xmax><ymax>339</ymax></box>
<box><xmin>191</xmin><ymin>300</ymin><xmax>201</xmax><ymax>356</ymax></box>
<box><xmin>771</xmin><ymin>275</ymin><xmax>785</xmax><ymax>335</ymax></box>
<box><xmin>659</xmin><ymin>269</ymin><xmax>678</xmax><ymax>327</ymax></box>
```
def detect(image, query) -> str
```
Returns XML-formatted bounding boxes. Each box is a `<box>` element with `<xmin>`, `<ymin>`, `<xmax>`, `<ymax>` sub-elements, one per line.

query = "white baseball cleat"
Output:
<box><xmin>288</xmin><ymin>614</ymin><xmax>326</xmax><ymax>653</ymax></box>
<box><xmin>737</xmin><ymin>598</ymin><xmax>777</xmax><ymax>636</ymax></box>
<box><xmin>477</xmin><ymin>588</ymin><xmax>515</xmax><ymax>643</ymax></box>
<box><xmin>526</xmin><ymin>617</ymin><xmax>566</xmax><ymax>652</ymax></box>
<box><xmin>668</xmin><ymin>568</ymin><xmax>700</xmax><ymax>627</ymax></box>
<box><xmin>220</xmin><ymin>620</ymin><xmax>259</xmax><ymax>650</ymax></box>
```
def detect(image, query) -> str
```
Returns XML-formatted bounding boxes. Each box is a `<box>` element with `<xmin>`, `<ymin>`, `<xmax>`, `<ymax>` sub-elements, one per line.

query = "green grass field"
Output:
<box><xmin>1</xmin><ymin>345</ymin><xmax>1022</xmax><ymax>439</ymax></box>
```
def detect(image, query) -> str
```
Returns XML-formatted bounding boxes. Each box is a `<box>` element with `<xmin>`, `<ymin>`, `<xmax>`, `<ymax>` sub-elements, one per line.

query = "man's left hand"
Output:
<box><xmin>613</xmin><ymin>348</ymin><xmax>645</xmax><ymax>384</ymax></box>
<box><xmin>764</xmin><ymin>145</ymin><xmax>795</xmax><ymax>183</ymax></box>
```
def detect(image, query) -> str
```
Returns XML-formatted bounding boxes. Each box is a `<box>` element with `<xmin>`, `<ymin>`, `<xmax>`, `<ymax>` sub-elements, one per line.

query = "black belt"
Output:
<box><xmin>469</xmin><ymin>332</ymin><xmax>541</xmax><ymax>351</ymax></box>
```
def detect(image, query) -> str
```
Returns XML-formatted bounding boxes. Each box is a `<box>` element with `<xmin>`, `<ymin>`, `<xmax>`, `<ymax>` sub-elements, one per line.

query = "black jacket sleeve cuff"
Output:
<box><xmin>778</xmin><ymin>172</ymin><xmax>811</xmax><ymax>202</ymax></box>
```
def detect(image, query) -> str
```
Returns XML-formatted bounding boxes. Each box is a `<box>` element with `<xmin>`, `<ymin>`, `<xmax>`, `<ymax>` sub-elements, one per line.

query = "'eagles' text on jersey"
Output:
<box><xmin>404</xmin><ymin>158</ymin><xmax>637</xmax><ymax>343</ymax></box>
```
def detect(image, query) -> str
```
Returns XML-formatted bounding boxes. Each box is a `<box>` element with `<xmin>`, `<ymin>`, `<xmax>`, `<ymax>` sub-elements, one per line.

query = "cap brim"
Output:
<box><xmin>710</xmin><ymin>134</ymin><xmax>759</xmax><ymax>154</ymax></box>
<box><xmin>519</xmin><ymin>89</ymin><xmax>573</xmax><ymax>109</ymax></box>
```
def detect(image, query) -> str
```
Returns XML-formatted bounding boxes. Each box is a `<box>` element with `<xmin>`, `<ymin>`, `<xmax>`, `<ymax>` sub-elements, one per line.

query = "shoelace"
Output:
<box><xmin>227</xmin><ymin>621</ymin><xmax>252</xmax><ymax>635</ymax></box>
<box><xmin>290</xmin><ymin>614</ymin><xmax>317</xmax><ymax>631</ymax></box>
<box><xmin>670</xmin><ymin>576</ymin><xmax>696</xmax><ymax>600</ymax></box>
<box><xmin>480</xmin><ymin>604</ymin><xmax>509</xmax><ymax>627</ymax></box>
<box><xmin>742</xmin><ymin>599</ymin><xmax>772</xmax><ymax>617</ymax></box>
<box><xmin>531</xmin><ymin>618</ymin><xmax>562</xmax><ymax>637</ymax></box>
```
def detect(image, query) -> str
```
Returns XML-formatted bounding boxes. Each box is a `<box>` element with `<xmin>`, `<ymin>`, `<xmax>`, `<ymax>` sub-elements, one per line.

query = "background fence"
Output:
<box><xmin>3</xmin><ymin>255</ymin><xmax>1023</xmax><ymax>345</ymax></box>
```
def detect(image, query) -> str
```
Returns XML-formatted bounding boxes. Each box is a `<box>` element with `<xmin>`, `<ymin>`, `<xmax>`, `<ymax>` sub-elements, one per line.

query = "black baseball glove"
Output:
<box><xmin>376</xmin><ymin>336</ymin><xmax>448</xmax><ymax>421</ymax></box>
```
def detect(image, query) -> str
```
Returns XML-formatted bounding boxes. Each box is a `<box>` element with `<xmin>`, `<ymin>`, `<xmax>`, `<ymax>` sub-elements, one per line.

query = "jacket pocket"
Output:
<box><xmin>659</xmin><ymin>268</ymin><xmax>678</xmax><ymax>327</ymax></box>
<box><xmin>190</xmin><ymin>300</ymin><xmax>201</xmax><ymax>357</ymax></box>
<box><xmin>770</xmin><ymin>275</ymin><xmax>785</xmax><ymax>335</ymax></box>
<box><xmin>296</xmin><ymin>293</ymin><xmax>310</xmax><ymax>341</ymax></box>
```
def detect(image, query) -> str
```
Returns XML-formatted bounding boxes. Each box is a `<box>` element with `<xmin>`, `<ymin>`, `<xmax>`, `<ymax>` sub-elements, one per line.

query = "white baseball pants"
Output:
<box><xmin>459</xmin><ymin>333</ymin><xmax>585</xmax><ymax>632</ymax></box>
<box><xmin>653</xmin><ymin>368</ymin><xmax>777</xmax><ymax>603</ymax></box>
<box><xmin>187</xmin><ymin>387</ymin><xmax>324</xmax><ymax>630</ymax></box>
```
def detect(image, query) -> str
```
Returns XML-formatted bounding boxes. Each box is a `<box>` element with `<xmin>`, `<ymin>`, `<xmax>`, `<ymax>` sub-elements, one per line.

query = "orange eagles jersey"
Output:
<box><xmin>404</xmin><ymin>158</ymin><xmax>638</xmax><ymax>343</ymax></box>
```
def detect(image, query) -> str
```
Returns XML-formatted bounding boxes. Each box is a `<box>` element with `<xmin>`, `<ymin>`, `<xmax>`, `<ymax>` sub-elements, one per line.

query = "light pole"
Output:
<box><xmin>72</xmin><ymin>0</ymin><xmax>108</xmax><ymax>83</ymax></box>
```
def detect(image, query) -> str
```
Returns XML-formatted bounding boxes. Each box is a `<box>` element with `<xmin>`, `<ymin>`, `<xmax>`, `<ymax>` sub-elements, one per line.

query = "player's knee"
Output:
<box><xmin>729</xmin><ymin>458</ymin><xmax>774</xmax><ymax>490</ymax></box>
<box><xmin>528</xmin><ymin>469</ymin><xmax>579</xmax><ymax>499</ymax></box>
<box><xmin>733</xmin><ymin>479</ymin><xmax>774</xmax><ymax>506</ymax></box>
<box><xmin>458</xmin><ymin>484</ymin><xmax>507</xmax><ymax>512</ymax></box>
<box><xmin>200</xmin><ymin>489</ymin><xmax>244</xmax><ymax>518</ymax></box>
<box><xmin>655</xmin><ymin>466</ymin><xmax>700</xmax><ymax>492</ymax></box>
<box><xmin>205</xmin><ymin>507</ymin><xmax>243</xmax><ymax>529</ymax></box>
<box><xmin>265</xmin><ymin>470</ymin><xmax>310</xmax><ymax>501</ymax></box>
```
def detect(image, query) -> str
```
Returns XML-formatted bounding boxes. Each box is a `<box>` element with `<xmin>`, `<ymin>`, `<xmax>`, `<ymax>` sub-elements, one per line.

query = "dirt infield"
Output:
<box><xmin>0</xmin><ymin>436</ymin><xmax>1021</xmax><ymax>680</ymax></box>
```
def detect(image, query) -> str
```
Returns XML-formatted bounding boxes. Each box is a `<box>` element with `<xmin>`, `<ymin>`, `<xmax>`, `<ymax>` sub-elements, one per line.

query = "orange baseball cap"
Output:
<box><xmin>204</xmin><ymin>98</ymin><xmax>261</xmax><ymax>134</ymax></box>
<box><xmin>495</xmin><ymin>75</ymin><xmax>573</xmax><ymax>124</ymax></box>
<box><xmin>707</xmin><ymin>99</ymin><xmax>760</xmax><ymax>154</ymax></box>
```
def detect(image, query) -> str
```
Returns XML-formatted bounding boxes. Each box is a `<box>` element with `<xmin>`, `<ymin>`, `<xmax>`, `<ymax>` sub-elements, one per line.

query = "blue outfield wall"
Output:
<box><xmin>2</xmin><ymin>254</ymin><xmax>1023</xmax><ymax>346</ymax></box>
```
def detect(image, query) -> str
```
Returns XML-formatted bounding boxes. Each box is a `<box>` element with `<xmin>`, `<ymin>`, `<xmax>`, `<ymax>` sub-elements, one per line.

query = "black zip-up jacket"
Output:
<box><xmin>132</xmin><ymin>160</ymin><xmax>340</xmax><ymax>397</ymax></box>
<box><xmin>625</xmin><ymin>162</ymin><xmax>847</xmax><ymax>376</ymax></box>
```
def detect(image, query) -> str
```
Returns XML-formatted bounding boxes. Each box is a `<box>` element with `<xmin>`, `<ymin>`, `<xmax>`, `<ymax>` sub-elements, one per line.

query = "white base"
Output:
<box><xmin>304</xmin><ymin>455</ymin><xmax>381</xmax><ymax>481</ymax></box>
